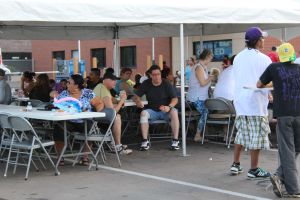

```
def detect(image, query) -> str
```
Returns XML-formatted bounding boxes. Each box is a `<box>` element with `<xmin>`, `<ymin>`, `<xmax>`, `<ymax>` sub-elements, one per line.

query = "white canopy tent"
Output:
<box><xmin>1</xmin><ymin>0</ymin><xmax>300</xmax><ymax>155</ymax></box>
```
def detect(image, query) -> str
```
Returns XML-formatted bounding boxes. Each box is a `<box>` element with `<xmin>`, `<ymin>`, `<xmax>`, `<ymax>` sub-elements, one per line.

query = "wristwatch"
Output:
<box><xmin>168</xmin><ymin>105</ymin><xmax>174</xmax><ymax>111</ymax></box>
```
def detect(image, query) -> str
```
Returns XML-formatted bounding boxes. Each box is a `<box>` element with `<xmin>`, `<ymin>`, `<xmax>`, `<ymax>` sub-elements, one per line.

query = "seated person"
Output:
<box><xmin>213</xmin><ymin>55</ymin><xmax>236</xmax><ymax>101</ymax></box>
<box><xmin>49</xmin><ymin>79</ymin><xmax>56</xmax><ymax>90</ymax></box>
<box><xmin>93</xmin><ymin>73</ymin><xmax>132</xmax><ymax>155</ymax></box>
<box><xmin>115</xmin><ymin>68</ymin><xmax>134</xmax><ymax>96</ymax></box>
<box><xmin>50</xmin><ymin>74</ymin><xmax>104</xmax><ymax>165</ymax></box>
<box><xmin>29</xmin><ymin>74</ymin><xmax>52</xmax><ymax>102</ymax></box>
<box><xmin>87</xmin><ymin>68</ymin><xmax>101</xmax><ymax>90</ymax></box>
<box><xmin>210</xmin><ymin>68</ymin><xmax>220</xmax><ymax>87</ymax></box>
<box><xmin>57</xmin><ymin>79</ymin><xmax>68</xmax><ymax>93</ymax></box>
<box><xmin>0</xmin><ymin>68</ymin><xmax>12</xmax><ymax>105</ymax></box>
<box><xmin>133</xmin><ymin>73</ymin><xmax>142</xmax><ymax>92</ymax></box>
<box><xmin>21</xmin><ymin>71</ymin><xmax>35</xmax><ymax>97</ymax></box>
<box><xmin>133</xmin><ymin>65</ymin><xmax>180</xmax><ymax>151</ymax></box>
<box><xmin>162</xmin><ymin>68</ymin><xmax>175</xmax><ymax>86</ymax></box>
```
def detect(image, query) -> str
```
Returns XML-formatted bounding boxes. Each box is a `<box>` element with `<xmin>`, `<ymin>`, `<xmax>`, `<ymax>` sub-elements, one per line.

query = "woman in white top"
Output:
<box><xmin>187</xmin><ymin>49</ymin><xmax>215</xmax><ymax>142</ymax></box>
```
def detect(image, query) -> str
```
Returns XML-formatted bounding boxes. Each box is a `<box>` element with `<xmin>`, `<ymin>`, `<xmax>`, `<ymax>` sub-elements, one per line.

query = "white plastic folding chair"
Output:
<box><xmin>4</xmin><ymin>116</ymin><xmax>58</xmax><ymax>180</ymax></box>
<box><xmin>202</xmin><ymin>98</ymin><xmax>236</xmax><ymax>145</ymax></box>
<box><xmin>0</xmin><ymin>113</ymin><xmax>12</xmax><ymax>161</ymax></box>
<box><xmin>72</xmin><ymin>108</ymin><xmax>120</xmax><ymax>170</ymax></box>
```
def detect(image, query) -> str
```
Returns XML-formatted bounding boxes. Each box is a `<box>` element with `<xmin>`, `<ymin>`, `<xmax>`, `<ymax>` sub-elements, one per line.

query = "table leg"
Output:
<box><xmin>55</xmin><ymin>120</ymin><xmax>67</xmax><ymax>175</ymax></box>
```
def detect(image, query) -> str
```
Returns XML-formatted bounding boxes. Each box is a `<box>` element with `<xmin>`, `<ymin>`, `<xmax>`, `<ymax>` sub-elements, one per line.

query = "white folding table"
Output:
<box><xmin>0</xmin><ymin>105</ymin><xmax>105</xmax><ymax>175</ymax></box>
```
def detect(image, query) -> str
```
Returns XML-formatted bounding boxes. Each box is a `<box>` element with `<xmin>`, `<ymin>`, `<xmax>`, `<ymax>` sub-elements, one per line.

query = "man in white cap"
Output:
<box><xmin>0</xmin><ymin>68</ymin><xmax>11</xmax><ymax>104</ymax></box>
<box><xmin>229</xmin><ymin>27</ymin><xmax>272</xmax><ymax>178</ymax></box>
<box><xmin>258</xmin><ymin>43</ymin><xmax>300</xmax><ymax>198</ymax></box>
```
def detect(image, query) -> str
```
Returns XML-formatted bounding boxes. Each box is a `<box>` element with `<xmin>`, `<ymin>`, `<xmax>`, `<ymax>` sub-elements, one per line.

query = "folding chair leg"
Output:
<box><xmin>121</xmin><ymin>121</ymin><xmax>130</xmax><ymax>137</ymax></box>
<box><xmin>85</xmin><ymin>141</ymin><xmax>97</xmax><ymax>171</ymax></box>
<box><xmin>111</xmin><ymin>137</ymin><xmax>121</xmax><ymax>167</ymax></box>
<box><xmin>25</xmin><ymin>147</ymin><xmax>34</xmax><ymax>180</ymax></box>
<box><xmin>4</xmin><ymin>136</ymin><xmax>14</xmax><ymax>177</ymax></box>
<box><xmin>100</xmin><ymin>147</ymin><xmax>106</xmax><ymax>164</ymax></box>
<box><xmin>30</xmin><ymin>158</ymin><xmax>40</xmax><ymax>172</ymax></box>
<box><xmin>72</xmin><ymin>143</ymin><xmax>85</xmax><ymax>167</ymax></box>
<box><xmin>41</xmin><ymin>145</ymin><xmax>58</xmax><ymax>175</ymax></box>
<box><xmin>202</xmin><ymin>113</ymin><xmax>208</xmax><ymax>145</ymax></box>
<box><xmin>228</xmin><ymin>121</ymin><xmax>236</xmax><ymax>149</ymax></box>
<box><xmin>90</xmin><ymin>141</ymin><xmax>105</xmax><ymax>170</ymax></box>
<box><xmin>13</xmin><ymin>150</ymin><xmax>20</xmax><ymax>174</ymax></box>
<box><xmin>35</xmin><ymin>151</ymin><xmax>47</xmax><ymax>170</ymax></box>
<box><xmin>225</xmin><ymin>118</ymin><xmax>231</xmax><ymax>146</ymax></box>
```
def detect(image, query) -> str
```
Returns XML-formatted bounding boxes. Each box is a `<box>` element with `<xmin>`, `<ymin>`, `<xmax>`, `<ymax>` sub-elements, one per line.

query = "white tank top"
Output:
<box><xmin>187</xmin><ymin>63</ymin><xmax>210</xmax><ymax>102</ymax></box>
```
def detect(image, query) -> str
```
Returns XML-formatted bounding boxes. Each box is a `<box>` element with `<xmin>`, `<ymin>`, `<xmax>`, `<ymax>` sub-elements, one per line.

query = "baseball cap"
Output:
<box><xmin>0</xmin><ymin>68</ymin><xmax>5</xmax><ymax>76</ymax></box>
<box><xmin>277</xmin><ymin>43</ymin><xmax>296</xmax><ymax>63</ymax></box>
<box><xmin>245</xmin><ymin>27</ymin><xmax>268</xmax><ymax>42</ymax></box>
<box><xmin>103</xmin><ymin>73</ymin><xmax>117</xmax><ymax>80</ymax></box>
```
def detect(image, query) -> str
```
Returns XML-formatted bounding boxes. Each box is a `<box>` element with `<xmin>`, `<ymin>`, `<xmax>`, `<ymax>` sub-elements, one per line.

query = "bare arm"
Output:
<box><xmin>103</xmin><ymin>96</ymin><xmax>125</xmax><ymax>113</ymax></box>
<box><xmin>159</xmin><ymin>97</ymin><xmax>178</xmax><ymax>113</ymax></box>
<box><xmin>90</xmin><ymin>96</ymin><xmax>104</xmax><ymax>112</ymax></box>
<box><xmin>50</xmin><ymin>91</ymin><xmax>59</xmax><ymax>98</ymax></box>
<box><xmin>195</xmin><ymin>66</ymin><xmax>213</xmax><ymax>87</ymax></box>
<box><xmin>132</xmin><ymin>95</ymin><xmax>144</xmax><ymax>108</ymax></box>
<box><xmin>169</xmin><ymin>97</ymin><xmax>178</xmax><ymax>108</ymax></box>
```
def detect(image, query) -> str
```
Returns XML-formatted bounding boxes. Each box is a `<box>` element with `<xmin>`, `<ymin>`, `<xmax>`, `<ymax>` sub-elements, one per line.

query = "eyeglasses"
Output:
<box><xmin>151</xmin><ymin>73</ymin><xmax>161</xmax><ymax>76</ymax></box>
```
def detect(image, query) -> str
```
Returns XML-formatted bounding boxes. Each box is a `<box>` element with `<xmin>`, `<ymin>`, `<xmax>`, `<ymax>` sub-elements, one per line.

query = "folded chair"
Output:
<box><xmin>72</xmin><ymin>108</ymin><xmax>120</xmax><ymax>170</ymax></box>
<box><xmin>202</xmin><ymin>98</ymin><xmax>235</xmax><ymax>145</ymax></box>
<box><xmin>4</xmin><ymin>116</ymin><xmax>57</xmax><ymax>180</ymax></box>
<box><xmin>0</xmin><ymin>113</ymin><xmax>12</xmax><ymax>162</ymax></box>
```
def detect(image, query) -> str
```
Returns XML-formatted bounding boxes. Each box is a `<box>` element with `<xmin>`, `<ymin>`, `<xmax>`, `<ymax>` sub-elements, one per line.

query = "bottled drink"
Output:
<box><xmin>26</xmin><ymin>102</ymin><xmax>32</xmax><ymax>112</ymax></box>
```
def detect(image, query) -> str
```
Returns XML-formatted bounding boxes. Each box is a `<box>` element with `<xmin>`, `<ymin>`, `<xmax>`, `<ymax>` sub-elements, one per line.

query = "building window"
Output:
<box><xmin>121</xmin><ymin>46</ymin><xmax>136</xmax><ymax>68</ymax></box>
<box><xmin>52</xmin><ymin>51</ymin><xmax>65</xmax><ymax>60</ymax></box>
<box><xmin>71</xmin><ymin>50</ymin><xmax>79</xmax><ymax>59</ymax></box>
<box><xmin>91</xmin><ymin>48</ymin><xmax>106</xmax><ymax>68</ymax></box>
<box><xmin>2</xmin><ymin>52</ymin><xmax>32</xmax><ymax>60</ymax></box>
<box><xmin>193</xmin><ymin>40</ymin><xmax>232</xmax><ymax>62</ymax></box>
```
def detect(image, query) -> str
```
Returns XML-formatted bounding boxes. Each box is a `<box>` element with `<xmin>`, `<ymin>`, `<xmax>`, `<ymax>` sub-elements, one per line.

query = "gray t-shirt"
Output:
<box><xmin>0</xmin><ymin>79</ymin><xmax>12</xmax><ymax>105</ymax></box>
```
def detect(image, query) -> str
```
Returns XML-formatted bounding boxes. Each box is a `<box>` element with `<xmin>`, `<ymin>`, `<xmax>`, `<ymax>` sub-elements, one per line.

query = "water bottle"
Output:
<box><xmin>26</xmin><ymin>102</ymin><xmax>32</xmax><ymax>112</ymax></box>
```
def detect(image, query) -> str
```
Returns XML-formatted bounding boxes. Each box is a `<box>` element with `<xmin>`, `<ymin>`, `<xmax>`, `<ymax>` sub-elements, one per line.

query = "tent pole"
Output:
<box><xmin>186</xmin><ymin>36</ymin><xmax>189</xmax><ymax>60</ymax></box>
<box><xmin>78</xmin><ymin>40</ymin><xmax>81</xmax><ymax>61</ymax></box>
<box><xmin>113</xmin><ymin>26</ymin><xmax>120</xmax><ymax>76</ymax></box>
<box><xmin>152</xmin><ymin>37</ymin><xmax>155</xmax><ymax>64</ymax></box>
<box><xmin>282</xmin><ymin>27</ymin><xmax>287</xmax><ymax>42</ymax></box>
<box><xmin>200</xmin><ymin>25</ymin><xmax>203</xmax><ymax>56</ymax></box>
<box><xmin>180</xmin><ymin>23</ymin><xmax>187</xmax><ymax>156</ymax></box>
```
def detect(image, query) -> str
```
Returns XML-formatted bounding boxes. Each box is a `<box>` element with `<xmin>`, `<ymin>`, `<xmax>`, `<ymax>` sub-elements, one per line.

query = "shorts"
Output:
<box><xmin>144</xmin><ymin>109</ymin><xmax>173</xmax><ymax>123</ymax></box>
<box><xmin>234</xmin><ymin>115</ymin><xmax>270</xmax><ymax>150</ymax></box>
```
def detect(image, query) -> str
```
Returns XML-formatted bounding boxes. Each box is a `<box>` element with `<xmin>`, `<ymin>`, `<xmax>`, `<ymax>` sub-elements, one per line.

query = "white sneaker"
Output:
<box><xmin>230</xmin><ymin>163</ymin><xmax>243</xmax><ymax>175</ymax></box>
<box><xmin>140</xmin><ymin>140</ymin><xmax>150</xmax><ymax>151</ymax></box>
<box><xmin>170</xmin><ymin>139</ymin><xmax>180</xmax><ymax>151</ymax></box>
<box><xmin>115</xmin><ymin>144</ymin><xmax>133</xmax><ymax>155</ymax></box>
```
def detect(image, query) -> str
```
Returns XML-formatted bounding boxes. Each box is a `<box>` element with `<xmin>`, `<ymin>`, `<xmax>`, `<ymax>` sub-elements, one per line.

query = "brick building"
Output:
<box><xmin>32</xmin><ymin>37</ymin><xmax>172</xmax><ymax>77</ymax></box>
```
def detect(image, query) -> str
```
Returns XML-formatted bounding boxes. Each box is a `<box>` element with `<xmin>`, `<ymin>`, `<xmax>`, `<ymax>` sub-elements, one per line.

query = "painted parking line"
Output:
<box><xmin>97</xmin><ymin>165</ymin><xmax>272</xmax><ymax>200</ymax></box>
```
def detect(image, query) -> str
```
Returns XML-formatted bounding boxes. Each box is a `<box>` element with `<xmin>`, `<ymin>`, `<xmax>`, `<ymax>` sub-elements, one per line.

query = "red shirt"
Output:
<box><xmin>267</xmin><ymin>51</ymin><xmax>279</xmax><ymax>63</ymax></box>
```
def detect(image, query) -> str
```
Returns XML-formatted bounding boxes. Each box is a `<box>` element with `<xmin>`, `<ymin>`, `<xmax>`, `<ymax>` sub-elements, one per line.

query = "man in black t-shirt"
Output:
<box><xmin>133</xmin><ymin>65</ymin><xmax>179</xmax><ymax>151</ymax></box>
<box><xmin>257</xmin><ymin>43</ymin><xmax>300</xmax><ymax>198</ymax></box>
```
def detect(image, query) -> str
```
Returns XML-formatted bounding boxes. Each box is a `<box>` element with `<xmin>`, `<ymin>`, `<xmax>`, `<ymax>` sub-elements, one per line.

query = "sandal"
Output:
<box><xmin>79</xmin><ymin>158</ymin><xmax>89</xmax><ymax>166</ymax></box>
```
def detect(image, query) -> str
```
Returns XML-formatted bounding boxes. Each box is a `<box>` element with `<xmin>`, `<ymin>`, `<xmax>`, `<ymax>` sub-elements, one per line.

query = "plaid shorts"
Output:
<box><xmin>234</xmin><ymin>116</ymin><xmax>270</xmax><ymax>150</ymax></box>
